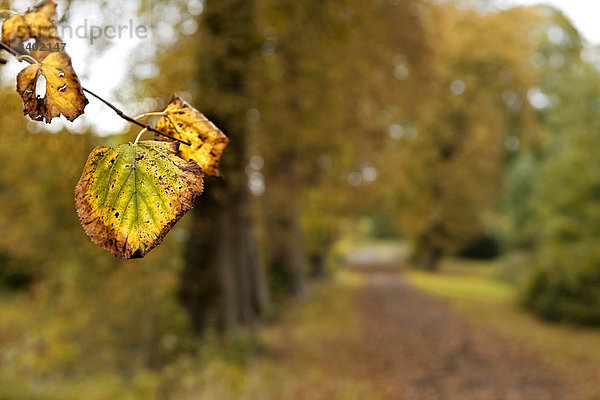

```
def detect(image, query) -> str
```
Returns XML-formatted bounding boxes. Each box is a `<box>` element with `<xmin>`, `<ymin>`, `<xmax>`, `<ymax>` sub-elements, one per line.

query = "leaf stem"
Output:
<box><xmin>0</xmin><ymin>40</ymin><xmax>191</xmax><ymax>147</ymax></box>
<box><xmin>133</xmin><ymin>128</ymin><xmax>147</xmax><ymax>145</ymax></box>
<box><xmin>16</xmin><ymin>54</ymin><xmax>38</xmax><ymax>64</ymax></box>
<box><xmin>134</xmin><ymin>112</ymin><xmax>166</xmax><ymax>121</ymax></box>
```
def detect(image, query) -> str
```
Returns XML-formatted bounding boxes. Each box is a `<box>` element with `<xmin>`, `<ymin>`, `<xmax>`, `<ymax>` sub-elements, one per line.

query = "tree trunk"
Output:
<box><xmin>262</xmin><ymin>37</ymin><xmax>310</xmax><ymax>300</ymax></box>
<box><xmin>420</xmin><ymin>245</ymin><xmax>442</xmax><ymax>272</ymax></box>
<box><xmin>178</xmin><ymin>0</ymin><xmax>268</xmax><ymax>334</ymax></box>
<box><xmin>310</xmin><ymin>251</ymin><xmax>329</xmax><ymax>280</ymax></box>
<box><xmin>267</xmin><ymin>183</ymin><xmax>308</xmax><ymax>299</ymax></box>
<box><xmin>411</xmin><ymin>219</ymin><xmax>445</xmax><ymax>272</ymax></box>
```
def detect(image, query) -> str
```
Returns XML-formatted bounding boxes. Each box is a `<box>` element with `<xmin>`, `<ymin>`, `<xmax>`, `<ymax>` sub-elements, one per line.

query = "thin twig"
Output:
<box><xmin>82</xmin><ymin>88</ymin><xmax>190</xmax><ymax>145</ymax></box>
<box><xmin>0</xmin><ymin>41</ymin><xmax>190</xmax><ymax>146</ymax></box>
<box><xmin>0</xmin><ymin>40</ymin><xmax>24</xmax><ymax>57</ymax></box>
<box><xmin>16</xmin><ymin>54</ymin><xmax>38</xmax><ymax>64</ymax></box>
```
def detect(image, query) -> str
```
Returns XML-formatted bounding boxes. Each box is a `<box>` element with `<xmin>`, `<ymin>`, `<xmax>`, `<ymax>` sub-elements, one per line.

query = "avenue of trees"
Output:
<box><xmin>2</xmin><ymin>0</ymin><xmax>600</xmax><ymax>396</ymax></box>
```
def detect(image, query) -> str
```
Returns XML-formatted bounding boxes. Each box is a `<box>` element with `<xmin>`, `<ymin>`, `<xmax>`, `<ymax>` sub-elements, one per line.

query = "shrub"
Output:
<box><xmin>522</xmin><ymin>246</ymin><xmax>600</xmax><ymax>325</ymax></box>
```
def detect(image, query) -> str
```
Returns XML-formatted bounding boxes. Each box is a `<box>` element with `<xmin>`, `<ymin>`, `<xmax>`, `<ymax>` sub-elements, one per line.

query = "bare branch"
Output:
<box><xmin>0</xmin><ymin>41</ymin><xmax>191</xmax><ymax>146</ymax></box>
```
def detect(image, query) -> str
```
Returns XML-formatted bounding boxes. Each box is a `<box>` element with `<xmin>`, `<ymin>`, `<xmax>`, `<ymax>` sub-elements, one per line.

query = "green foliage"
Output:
<box><xmin>522</xmin><ymin>261</ymin><xmax>600</xmax><ymax>325</ymax></box>
<box><xmin>520</xmin><ymin>131</ymin><xmax>600</xmax><ymax>323</ymax></box>
<box><xmin>501</xmin><ymin>6</ymin><xmax>600</xmax><ymax>324</ymax></box>
<box><xmin>390</xmin><ymin>4</ymin><xmax>538</xmax><ymax>268</ymax></box>
<box><xmin>498</xmin><ymin>152</ymin><xmax>542</xmax><ymax>250</ymax></box>
<box><xmin>458</xmin><ymin>233</ymin><xmax>501</xmax><ymax>260</ymax></box>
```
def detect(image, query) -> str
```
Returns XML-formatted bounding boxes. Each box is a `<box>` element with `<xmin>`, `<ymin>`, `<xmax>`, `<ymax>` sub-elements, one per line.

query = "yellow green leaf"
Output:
<box><xmin>75</xmin><ymin>140</ymin><xmax>204</xmax><ymax>259</ymax></box>
<box><xmin>16</xmin><ymin>51</ymin><xmax>88</xmax><ymax>123</ymax></box>
<box><xmin>156</xmin><ymin>95</ymin><xmax>229</xmax><ymax>177</ymax></box>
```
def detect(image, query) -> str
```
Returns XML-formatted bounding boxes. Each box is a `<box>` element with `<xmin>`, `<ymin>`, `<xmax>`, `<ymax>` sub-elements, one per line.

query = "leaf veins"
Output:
<box><xmin>75</xmin><ymin>141</ymin><xmax>204</xmax><ymax>259</ymax></box>
<box><xmin>156</xmin><ymin>94</ymin><xmax>230</xmax><ymax>177</ymax></box>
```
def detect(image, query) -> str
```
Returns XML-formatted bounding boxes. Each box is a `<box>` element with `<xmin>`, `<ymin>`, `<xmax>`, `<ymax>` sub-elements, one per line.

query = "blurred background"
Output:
<box><xmin>1</xmin><ymin>0</ymin><xmax>600</xmax><ymax>398</ymax></box>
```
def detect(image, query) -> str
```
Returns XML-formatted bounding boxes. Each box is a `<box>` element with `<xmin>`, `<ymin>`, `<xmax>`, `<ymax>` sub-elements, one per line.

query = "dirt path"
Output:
<box><xmin>266</xmin><ymin>270</ymin><xmax>582</xmax><ymax>400</ymax></box>
<box><xmin>352</xmin><ymin>272</ymin><xmax>580</xmax><ymax>400</ymax></box>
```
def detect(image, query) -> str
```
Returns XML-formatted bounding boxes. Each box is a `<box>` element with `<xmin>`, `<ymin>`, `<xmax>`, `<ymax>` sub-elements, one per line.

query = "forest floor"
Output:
<box><xmin>253</xmin><ymin>269</ymin><xmax>582</xmax><ymax>400</ymax></box>
<box><xmin>174</xmin><ymin>249</ymin><xmax>600</xmax><ymax>400</ymax></box>
<box><xmin>356</xmin><ymin>271</ymin><xmax>581</xmax><ymax>400</ymax></box>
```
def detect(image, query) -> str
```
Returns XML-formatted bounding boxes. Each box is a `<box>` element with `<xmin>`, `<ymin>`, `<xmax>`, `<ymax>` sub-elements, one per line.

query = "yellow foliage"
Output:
<box><xmin>156</xmin><ymin>95</ymin><xmax>229</xmax><ymax>177</ymax></box>
<box><xmin>1</xmin><ymin>0</ymin><xmax>58</xmax><ymax>57</ymax></box>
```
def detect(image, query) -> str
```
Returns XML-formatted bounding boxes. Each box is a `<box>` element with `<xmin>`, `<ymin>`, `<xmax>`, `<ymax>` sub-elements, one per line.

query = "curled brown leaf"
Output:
<box><xmin>16</xmin><ymin>51</ymin><xmax>88</xmax><ymax>123</ymax></box>
<box><xmin>1</xmin><ymin>0</ymin><xmax>59</xmax><ymax>60</ymax></box>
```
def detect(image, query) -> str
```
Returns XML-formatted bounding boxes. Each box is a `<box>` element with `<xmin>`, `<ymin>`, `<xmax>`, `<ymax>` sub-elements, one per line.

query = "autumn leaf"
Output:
<box><xmin>156</xmin><ymin>95</ymin><xmax>229</xmax><ymax>177</ymax></box>
<box><xmin>0</xmin><ymin>14</ymin><xmax>28</xmax><ymax>52</ymax></box>
<box><xmin>75</xmin><ymin>141</ymin><xmax>204</xmax><ymax>259</ymax></box>
<box><xmin>28</xmin><ymin>36</ymin><xmax>64</xmax><ymax>63</ymax></box>
<box><xmin>1</xmin><ymin>0</ymin><xmax>59</xmax><ymax>57</ymax></box>
<box><xmin>16</xmin><ymin>51</ymin><xmax>88</xmax><ymax>123</ymax></box>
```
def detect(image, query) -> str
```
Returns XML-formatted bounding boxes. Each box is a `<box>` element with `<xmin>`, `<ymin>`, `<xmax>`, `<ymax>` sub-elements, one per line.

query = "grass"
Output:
<box><xmin>5</xmin><ymin>256</ymin><xmax>600</xmax><ymax>399</ymax></box>
<box><xmin>0</xmin><ymin>272</ymin><xmax>369</xmax><ymax>400</ymax></box>
<box><xmin>406</xmin><ymin>258</ymin><xmax>600</xmax><ymax>399</ymax></box>
<box><xmin>407</xmin><ymin>259</ymin><xmax>514</xmax><ymax>303</ymax></box>
<box><xmin>166</xmin><ymin>271</ymin><xmax>375</xmax><ymax>400</ymax></box>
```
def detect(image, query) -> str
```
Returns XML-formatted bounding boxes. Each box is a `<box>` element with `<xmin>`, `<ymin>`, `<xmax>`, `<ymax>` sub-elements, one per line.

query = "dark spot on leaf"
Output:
<box><xmin>132</xmin><ymin>249</ymin><xmax>143</xmax><ymax>258</ymax></box>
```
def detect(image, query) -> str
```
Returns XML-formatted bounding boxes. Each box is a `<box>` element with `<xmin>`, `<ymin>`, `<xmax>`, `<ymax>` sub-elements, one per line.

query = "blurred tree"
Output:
<box><xmin>0</xmin><ymin>89</ymin><xmax>101</xmax><ymax>287</ymax></box>
<box><xmin>501</xmin><ymin>6</ymin><xmax>590</xmax><ymax>249</ymax></box>
<box><xmin>178</xmin><ymin>0</ymin><xmax>269</xmax><ymax>333</ymax></box>
<box><xmin>522</xmin><ymin>129</ymin><xmax>600</xmax><ymax>323</ymax></box>
<box><xmin>254</xmin><ymin>0</ymin><xmax>352</xmax><ymax>297</ymax></box>
<box><xmin>0</xmin><ymin>85</ymin><xmax>193</xmax><ymax>393</ymax></box>
<box><xmin>391</xmin><ymin>5</ymin><xmax>538</xmax><ymax>270</ymax></box>
<box><xmin>255</xmin><ymin>0</ymin><xmax>434</xmax><ymax>287</ymax></box>
<box><xmin>501</xmin><ymin>7</ymin><xmax>600</xmax><ymax>324</ymax></box>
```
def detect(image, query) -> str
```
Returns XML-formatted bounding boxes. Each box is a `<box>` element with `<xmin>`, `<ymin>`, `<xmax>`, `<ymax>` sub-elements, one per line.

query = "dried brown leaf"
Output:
<box><xmin>16</xmin><ymin>51</ymin><xmax>88</xmax><ymax>123</ymax></box>
<box><xmin>1</xmin><ymin>0</ymin><xmax>59</xmax><ymax>59</ymax></box>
